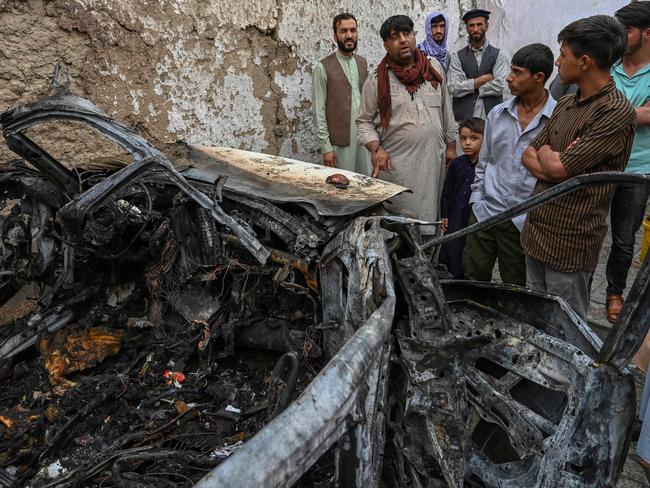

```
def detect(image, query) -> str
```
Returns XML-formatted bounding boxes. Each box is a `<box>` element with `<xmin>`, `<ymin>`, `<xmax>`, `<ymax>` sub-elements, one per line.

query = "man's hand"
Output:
<box><xmin>323</xmin><ymin>151</ymin><xmax>337</xmax><ymax>168</ymax></box>
<box><xmin>440</xmin><ymin>218</ymin><xmax>448</xmax><ymax>234</ymax></box>
<box><xmin>445</xmin><ymin>143</ymin><xmax>457</xmax><ymax>168</ymax></box>
<box><xmin>474</xmin><ymin>73</ymin><xmax>494</xmax><ymax>90</ymax></box>
<box><xmin>371</xmin><ymin>146</ymin><xmax>392</xmax><ymax>178</ymax></box>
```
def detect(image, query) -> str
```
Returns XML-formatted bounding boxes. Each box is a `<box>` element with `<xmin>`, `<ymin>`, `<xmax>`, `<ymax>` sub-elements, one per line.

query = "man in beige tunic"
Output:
<box><xmin>357</xmin><ymin>15</ymin><xmax>457</xmax><ymax>225</ymax></box>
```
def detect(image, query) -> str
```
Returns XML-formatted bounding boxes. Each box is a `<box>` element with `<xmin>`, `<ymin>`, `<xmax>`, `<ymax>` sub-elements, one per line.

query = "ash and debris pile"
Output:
<box><xmin>0</xmin><ymin>162</ymin><xmax>328</xmax><ymax>486</ymax></box>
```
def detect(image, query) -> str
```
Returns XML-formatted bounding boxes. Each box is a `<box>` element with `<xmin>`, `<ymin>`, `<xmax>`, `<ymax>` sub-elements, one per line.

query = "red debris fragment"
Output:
<box><xmin>325</xmin><ymin>173</ymin><xmax>350</xmax><ymax>189</ymax></box>
<box><xmin>162</xmin><ymin>370</ymin><xmax>186</xmax><ymax>384</ymax></box>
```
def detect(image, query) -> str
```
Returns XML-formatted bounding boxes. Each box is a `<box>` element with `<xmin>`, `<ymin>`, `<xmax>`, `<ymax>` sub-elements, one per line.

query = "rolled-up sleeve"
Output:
<box><xmin>478</xmin><ymin>50</ymin><xmax>508</xmax><ymax>98</ymax></box>
<box><xmin>448</xmin><ymin>52</ymin><xmax>475</xmax><ymax>97</ymax></box>
<box><xmin>356</xmin><ymin>74</ymin><xmax>381</xmax><ymax>147</ymax></box>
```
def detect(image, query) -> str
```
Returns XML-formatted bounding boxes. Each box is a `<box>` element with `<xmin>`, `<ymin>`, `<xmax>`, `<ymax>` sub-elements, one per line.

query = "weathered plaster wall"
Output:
<box><xmin>480</xmin><ymin>0</ymin><xmax>629</xmax><ymax>82</ymax></box>
<box><xmin>0</xmin><ymin>0</ymin><xmax>477</xmax><ymax>165</ymax></box>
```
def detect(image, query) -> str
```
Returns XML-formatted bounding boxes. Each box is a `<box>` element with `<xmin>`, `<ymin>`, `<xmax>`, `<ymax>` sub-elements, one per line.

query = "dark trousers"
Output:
<box><xmin>462</xmin><ymin>211</ymin><xmax>526</xmax><ymax>286</ymax></box>
<box><xmin>439</xmin><ymin>236</ymin><xmax>467</xmax><ymax>278</ymax></box>
<box><xmin>606</xmin><ymin>180</ymin><xmax>650</xmax><ymax>296</ymax></box>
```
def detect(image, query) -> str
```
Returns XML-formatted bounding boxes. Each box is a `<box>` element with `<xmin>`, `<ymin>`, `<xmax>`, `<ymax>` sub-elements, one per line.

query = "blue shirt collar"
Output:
<box><xmin>613</xmin><ymin>61</ymin><xmax>650</xmax><ymax>78</ymax></box>
<box><xmin>500</xmin><ymin>91</ymin><xmax>556</xmax><ymax>122</ymax></box>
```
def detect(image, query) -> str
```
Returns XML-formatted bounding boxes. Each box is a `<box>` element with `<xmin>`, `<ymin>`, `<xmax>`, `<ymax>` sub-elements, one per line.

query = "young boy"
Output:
<box><xmin>439</xmin><ymin>117</ymin><xmax>484</xmax><ymax>278</ymax></box>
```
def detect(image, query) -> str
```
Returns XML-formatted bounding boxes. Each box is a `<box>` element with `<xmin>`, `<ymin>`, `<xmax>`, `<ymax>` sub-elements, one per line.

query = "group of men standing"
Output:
<box><xmin>311</xmin><ymin>4</ymin><xmax>649</xmax><ymax>329</ymax></box>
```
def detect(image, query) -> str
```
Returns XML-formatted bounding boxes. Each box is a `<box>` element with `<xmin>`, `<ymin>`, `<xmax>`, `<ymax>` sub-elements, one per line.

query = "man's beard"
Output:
<box><xmin>626</xmin><ymin>38</ymin><xmax>643</xmax><ymax>56</ymax></box>
<box><xmin>470</xmin><ymin>32</ymin><xmax>485</xmax><ymax>43</ymax></box>
<box><xmin>337</xmin><ymin>38</ymin><xmax>357</xmax><ymax>53</ymax></box>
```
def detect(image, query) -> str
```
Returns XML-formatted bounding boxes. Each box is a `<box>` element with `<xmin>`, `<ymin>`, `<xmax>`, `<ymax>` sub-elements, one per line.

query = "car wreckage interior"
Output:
<box><xmin>0</xmin><ymin>69</ymin><xmax>649</xmax><ymax>488</ymax></box>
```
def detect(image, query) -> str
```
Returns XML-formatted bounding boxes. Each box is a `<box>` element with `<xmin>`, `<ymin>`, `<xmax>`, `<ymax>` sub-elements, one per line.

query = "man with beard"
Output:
<box><xmin>312</xmin><ymin>13</ymin><xmax>371</xmax><ymax>174</ymax></box>
<box><xmin>604</xmin><ymin>1</ymin><xmax>650</xmax><ymax>324</ymax></box>
<box><xmin>448</xmin><ymin>9</ymin><xmax>508</xmax><ymax>121</ymax></box>
<box><xmin>417</xmin><ymin>11</ymin><xmax>451</xmax><ymax>72</ymax></box>
<box><xmin>356</xmin><ymin>15</ymin><xmax>456</xmax><ymax>226</ymax></box>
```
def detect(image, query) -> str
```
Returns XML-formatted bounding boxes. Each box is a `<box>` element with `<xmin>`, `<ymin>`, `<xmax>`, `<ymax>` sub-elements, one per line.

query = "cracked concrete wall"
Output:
<box><xmin>0</xmin><ymin>0</ymin><xmax>477</xmax><ymax>166</ymax></box>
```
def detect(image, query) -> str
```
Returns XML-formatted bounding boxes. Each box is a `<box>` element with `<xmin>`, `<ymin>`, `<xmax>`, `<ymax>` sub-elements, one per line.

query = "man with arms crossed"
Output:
<box><xmin>448</xmin><ymin>9</ymin><xmax>509</xmax><ymax>121</ymax></box>
<box><xmin>521</xmin><ymin>16</ymin><xmax>636</xmax><ymax>322</ymax></box>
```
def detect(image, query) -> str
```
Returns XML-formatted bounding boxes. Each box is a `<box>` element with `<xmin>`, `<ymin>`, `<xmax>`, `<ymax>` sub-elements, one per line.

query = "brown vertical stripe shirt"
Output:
<box><xmin>521</xmin><ymin>80</ymin><xmax>636</xmax><ymax>273</ymax></box>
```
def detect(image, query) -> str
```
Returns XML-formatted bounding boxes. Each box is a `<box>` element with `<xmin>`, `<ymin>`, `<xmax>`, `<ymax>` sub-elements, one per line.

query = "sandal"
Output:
<box><xmin>606</xmin><ymin>294</ymin><xmax>624</xmax><ymax>324</ymax></box>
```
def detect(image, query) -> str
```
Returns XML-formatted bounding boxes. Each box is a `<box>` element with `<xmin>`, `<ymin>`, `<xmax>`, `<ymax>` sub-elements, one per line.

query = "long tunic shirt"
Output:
<box><xmin>448</xmin><ymin>38</ymin><xmax>509</xmax><ymax>119</ymax></box>
<box><xmin>312</xmin><ymin>51</ymin><xmax>372</xmax><ymax>175</ymax></box>
<box><xmin>356</xmin><ymin>57</ymin><xmax>457</xmax><ymax>226</ymax></box>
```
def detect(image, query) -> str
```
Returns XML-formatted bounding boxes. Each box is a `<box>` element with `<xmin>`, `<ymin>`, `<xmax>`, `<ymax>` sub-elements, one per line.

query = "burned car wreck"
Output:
<box><xmin>0</xmin><ymin>72</ymin><xmax>649</xmax><ymax>488</ymax></box>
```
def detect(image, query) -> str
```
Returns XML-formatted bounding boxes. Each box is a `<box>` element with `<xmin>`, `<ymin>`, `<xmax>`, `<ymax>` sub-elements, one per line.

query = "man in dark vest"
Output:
<box><xmin>448</xmin><ymin>9</ymin><xmax>508</xmax><ymax>121</ymax></box>
<box><xmin>312</xmin><ymin>13</ymin><xmax>371</xmax><ymax>174</ymax></box>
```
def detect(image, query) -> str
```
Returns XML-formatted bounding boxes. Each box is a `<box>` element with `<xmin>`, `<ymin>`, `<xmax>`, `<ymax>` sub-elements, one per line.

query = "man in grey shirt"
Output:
<box><xmin>448</xmin><ymin>9</ymin><xmax>509</xmax><ymax>121</ymax></box>
<box><xmin>463</xmin><ymin>44</ymin><xmax>556</xmax><ymax>285</ymax></box>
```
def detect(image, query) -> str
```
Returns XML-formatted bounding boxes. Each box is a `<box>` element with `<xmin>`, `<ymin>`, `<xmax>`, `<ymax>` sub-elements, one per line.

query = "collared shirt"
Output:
<box><xmin>470</xmin><ymin>93</ymin><xmax>556</xmax><ymax>231</ymax></box>
<box><xmin>612</xmin><ymin>62</ymin><xmax>650</xmax><ymax>174</ymax></box>
<box><xmin>447</xmin><ymin>37</ymin><xmax>509</xmax><ymax>119</ymax></box>
<box><xmin>521</xmin><ymin>80</ymin><xmax>637</xmax><ymax>272</ymax></box>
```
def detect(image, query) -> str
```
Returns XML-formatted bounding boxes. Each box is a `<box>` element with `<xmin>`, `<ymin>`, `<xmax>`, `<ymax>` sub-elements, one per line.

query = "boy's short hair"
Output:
<box><xmin>557</xmin><ymin>15</ymin><xmax>627</xmax><ymax>70</ymax></box>
<box><xmin>511</xmin><ymin>43</ymin><xmax>554</xmax><ymax>83</ymax></box>
<box><xmin>380</xmin><ymin>15</ymin><xmax>414</xmax><ymax>41</ymax></box>
<box><xmin>333</xmin><ymin>13</ymin><xmax>357</xmax><ymax>34</ymax></box>
<box><xmin>459</xmin><ymin>117</ymin><xmax>485</xmax><ymax>135</ymax></box>
<box><xmin>615</xmin><ymin>1</ymin><xmax>650</xmax><ymax>30</ymax></box>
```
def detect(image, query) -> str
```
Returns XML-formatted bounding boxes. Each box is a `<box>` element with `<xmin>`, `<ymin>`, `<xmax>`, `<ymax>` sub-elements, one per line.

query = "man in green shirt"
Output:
<box><xmin>312</xmin><ymin>13</ymin><xmax>371</xmax><ymax>175</ymax></box>
<box><xmin>605</xmin><ymin>1</ymin><xmax>650</xmax><ymax>324</ymax></box>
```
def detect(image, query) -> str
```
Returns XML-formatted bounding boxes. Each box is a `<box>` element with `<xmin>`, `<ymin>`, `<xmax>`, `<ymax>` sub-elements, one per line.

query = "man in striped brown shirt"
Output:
<box><xmin>521</xmin><ymin>15</ymin><xmax>637</xmax><ymax>322</ymax></box>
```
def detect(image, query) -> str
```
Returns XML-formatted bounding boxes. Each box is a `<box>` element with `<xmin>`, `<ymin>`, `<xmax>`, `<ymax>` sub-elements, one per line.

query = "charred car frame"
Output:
<box><xmin>0</xmin><ymin>70</ymin><xmax>648</xmax><ymax>488</ymax></box>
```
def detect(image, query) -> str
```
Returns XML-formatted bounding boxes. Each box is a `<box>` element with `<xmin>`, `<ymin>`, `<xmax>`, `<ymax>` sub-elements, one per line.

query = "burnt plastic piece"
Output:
<box><xmin>326</xmin><ymin>173</ymin><xmax>350</xmax><ymax>189</ymax></box>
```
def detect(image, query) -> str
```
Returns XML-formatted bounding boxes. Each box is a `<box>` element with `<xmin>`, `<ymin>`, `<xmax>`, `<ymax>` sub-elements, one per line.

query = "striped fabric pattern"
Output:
<box><xmin>521</xmin><ymin>80</ymin><xmax>637</xmax><ymax>273</ymax></box>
